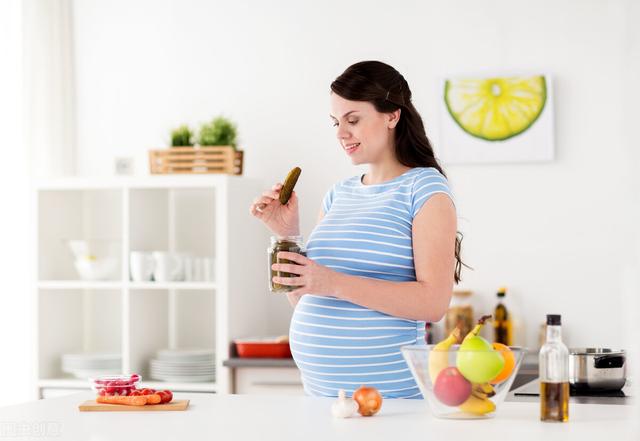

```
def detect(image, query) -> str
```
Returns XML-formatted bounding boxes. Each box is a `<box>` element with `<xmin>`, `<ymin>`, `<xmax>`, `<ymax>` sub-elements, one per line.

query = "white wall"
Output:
<box><xmin>622</xmin><ymin>0</ymin><xmax>640</xmax><ymax>408</ymax></box>
<box><xmin>0</xmin><ymin>0</ymin><xmax>35</xmax><ymax>406</ymax></box>
<box><xmin>71</xmin><ymin>0</ymin><xmax>639</xmax><ymax>351</ymax></box>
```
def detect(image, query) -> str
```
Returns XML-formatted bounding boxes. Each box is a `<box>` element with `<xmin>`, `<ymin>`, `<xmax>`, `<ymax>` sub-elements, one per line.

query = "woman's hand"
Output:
<box><xmin>249</xmin><ymin>182</ymin><xmax>300</xmax><ymax>237</ymax></box>
<box><xmin>271</xmin><ymin>251</ymin><xmax>340</xmax><ymax>299</ymax></box>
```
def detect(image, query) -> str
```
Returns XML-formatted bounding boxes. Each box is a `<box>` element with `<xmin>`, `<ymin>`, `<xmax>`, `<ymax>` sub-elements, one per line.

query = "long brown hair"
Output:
<box><xmin>331</xmin><ymin>60</ymin><xmax>469</xmax><ymax>283</ymax></box>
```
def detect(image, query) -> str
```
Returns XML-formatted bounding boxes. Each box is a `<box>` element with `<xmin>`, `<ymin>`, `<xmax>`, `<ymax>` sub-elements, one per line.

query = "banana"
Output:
<box><xmin>458</xmin><ymin>382</ymin><xmax>496</xmax><ymax>415</ymax></box>
<box><xmin>471</xmin><ymin>383</ymin><xmax>496</xmax><ymax>399</ymax></box>
<box><xmin>458</xmin><ymin>394</ymin><xmax>496</xmax><ymax>415</ymax></box>
<box><xmin>462</xmin><ymin>314</ymin><xmax>492</xmax><ymax>342</ymax></box>
<box><xmin>428</xmin><ymin>327</ymin><xmax>461</xmax><ymax>383</ymax></box>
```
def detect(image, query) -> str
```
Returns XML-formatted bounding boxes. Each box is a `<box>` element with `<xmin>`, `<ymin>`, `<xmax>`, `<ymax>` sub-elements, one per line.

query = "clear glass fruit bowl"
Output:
<box><xmin>401</xmin><ymin>344</ymin><xmax>526</xmax><ymax>419</ymax></box>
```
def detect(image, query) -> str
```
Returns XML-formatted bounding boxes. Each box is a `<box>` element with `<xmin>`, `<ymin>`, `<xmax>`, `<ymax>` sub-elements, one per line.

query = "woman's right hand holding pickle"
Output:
<box><xmin>249</xmin><ymin>182</ymin><xmax>300</xmax><ymax>237</ymax></box>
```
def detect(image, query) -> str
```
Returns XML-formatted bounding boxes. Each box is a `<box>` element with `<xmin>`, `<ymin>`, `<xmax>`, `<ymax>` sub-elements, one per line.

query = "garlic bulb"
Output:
<box><xmin>331</xmin><ymin>389</ymin><xmax>358</xmax><ymax>418</ymax></box>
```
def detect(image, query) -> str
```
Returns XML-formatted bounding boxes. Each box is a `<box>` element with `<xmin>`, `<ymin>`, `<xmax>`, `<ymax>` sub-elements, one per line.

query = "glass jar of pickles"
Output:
<box><xmin>267</xmin><ymin>235</ymin><xmax>306</xmax><ymax>293</ymax></box>
<box><xmin>445</xmin><ymin>290</ymin><xmax>474</xmax><ymax>343</ymax></box>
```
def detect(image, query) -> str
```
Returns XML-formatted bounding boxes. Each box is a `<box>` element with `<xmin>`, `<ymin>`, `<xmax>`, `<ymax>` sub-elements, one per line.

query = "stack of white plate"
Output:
<box><xmin>149</xmin><ymin>349</ymin><xmax>215</xmax><ymax>383</ymax></box>
<box><xmin>61</xmin><ymin>353</ymin><xmax>121</xmax><ymax>379</ymax></box>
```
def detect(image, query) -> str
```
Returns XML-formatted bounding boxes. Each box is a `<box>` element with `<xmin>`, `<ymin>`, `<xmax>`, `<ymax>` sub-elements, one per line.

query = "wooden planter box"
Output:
<box><xmin>149</xmin><ymin>146</ymin><xmax>244</xmax><ymax>175</ymax></box>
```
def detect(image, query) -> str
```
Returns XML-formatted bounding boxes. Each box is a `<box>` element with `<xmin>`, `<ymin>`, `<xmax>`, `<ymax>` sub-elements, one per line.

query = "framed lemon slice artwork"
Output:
<box><xmin>438</xmin><ymin>73</ymin><xmax>554</xmax><ymax>164</ymax></box>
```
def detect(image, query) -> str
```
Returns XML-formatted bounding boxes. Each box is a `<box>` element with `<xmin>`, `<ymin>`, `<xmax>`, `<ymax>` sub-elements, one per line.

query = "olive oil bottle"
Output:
<box><xmin>539</xmin><ymin>314</ymin><xmax>569</xmax><ymax>422</ymax></box>
<box><xmin>493</xmin><ymin>287</ymin><xmax>513</xmax><ymax>346</ymax></box>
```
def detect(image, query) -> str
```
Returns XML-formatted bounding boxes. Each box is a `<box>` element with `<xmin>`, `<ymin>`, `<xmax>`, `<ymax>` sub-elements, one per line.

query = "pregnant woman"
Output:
<box><xmin>250</xmin><ymin>60</ymin><xmax>464</xmax><ymax>399</ymax></box>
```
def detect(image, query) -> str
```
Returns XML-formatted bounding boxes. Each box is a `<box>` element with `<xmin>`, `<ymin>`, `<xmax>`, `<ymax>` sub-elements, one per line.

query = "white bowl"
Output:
<box><xmin>74</xmin><ymin>257</ymin><xmax>119</xmax><ymax>281</ymax></box>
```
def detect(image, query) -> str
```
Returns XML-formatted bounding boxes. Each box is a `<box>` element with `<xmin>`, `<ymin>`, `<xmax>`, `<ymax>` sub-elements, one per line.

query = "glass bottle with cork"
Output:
<box><xmin>539</xmin><ymin>314</ymin><xmax>569</xmax><ymax>422</ymax></box>
<box><xmin>493</xmin><ymin>287</ymin><xmax>513</xmax><ymax>346</ymax></box>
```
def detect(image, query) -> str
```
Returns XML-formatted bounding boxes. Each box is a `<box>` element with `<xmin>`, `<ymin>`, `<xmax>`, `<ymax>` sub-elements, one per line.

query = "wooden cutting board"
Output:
<box><xmin>78</xmin><ymin>399</ymin><xmax>189</xmax><ymax>412</ymax></box>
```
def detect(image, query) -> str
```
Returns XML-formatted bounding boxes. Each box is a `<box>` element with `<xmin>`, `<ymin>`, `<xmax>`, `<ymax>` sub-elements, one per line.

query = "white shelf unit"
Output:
<box><xmin>37</xmin><ymin>281</ymin><xmax>217</xmax><ymax>290</ymax></box>
<box><xmin>34</xmin><ymin>175</ymin><xmax>271</xmax><ymax>398</ymax></box>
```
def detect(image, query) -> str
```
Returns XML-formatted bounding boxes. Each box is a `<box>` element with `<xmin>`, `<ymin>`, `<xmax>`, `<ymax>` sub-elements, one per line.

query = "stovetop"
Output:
<box><xmin>513</xmin><ymin>379</ymin><xmax>632</xmax><ymax>398</ymax></box>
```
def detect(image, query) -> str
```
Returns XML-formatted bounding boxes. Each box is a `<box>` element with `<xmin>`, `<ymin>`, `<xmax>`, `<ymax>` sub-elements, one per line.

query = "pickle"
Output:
<box><xmin>279</xmin><ymin>167</ymin><xmax>302</xmax><ymax>205</ymax></box>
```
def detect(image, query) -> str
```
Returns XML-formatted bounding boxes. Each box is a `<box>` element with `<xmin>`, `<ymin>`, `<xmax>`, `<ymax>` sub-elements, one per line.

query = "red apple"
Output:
<box><xmin>433</xmin><ymin>367</ymin><xmax>472</xmax><ymax>406</ymax></box>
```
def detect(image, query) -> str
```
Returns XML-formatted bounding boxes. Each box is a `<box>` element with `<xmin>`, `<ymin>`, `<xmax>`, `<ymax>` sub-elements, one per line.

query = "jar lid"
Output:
<box><xmin>270</xmin><ymin>235</ymin><xmax>304</xmax><ymax>244</ymax></box>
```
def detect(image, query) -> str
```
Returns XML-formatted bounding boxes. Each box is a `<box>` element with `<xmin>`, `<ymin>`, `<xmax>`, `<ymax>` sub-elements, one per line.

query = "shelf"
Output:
<box><xmin>38</xmin><ymin>378</ymin><xmax>217</xmax><ymax>393</ymax></box>
<box><xmin>38</xmin><ymin>280</ymin><xmax>122</xmax><ymax>290</ymax></box>
<box><xmin>38</xmin><ymin>289</ymin><xmax>122</xmax><ymax>379</ymax></box>
<box><xmin>35</xmin><ymin>177</ymin><xmax>271</xmax><ymax>396</ymax></box>
<box><xmin>35</xmin><ymin>174</ymin><xmax>238</xmax><ymax>190</ymax></box>
<box><xmin>37</xmin><ymin>281</ymin><xmax>218</xmax><ymax>290</ymax></box>
<box><xmin>38</xmin><ymin>378</ymin><xmax>90</xmax><ymax>389</ymax></box>
<box><xmin>141</xmin><ymin>381</ymin><xmax>217</xmax><ymax>393</ymax></box>
<box><xmin>128</xmin><ymin>282</ymin><xmax>217</xmax><ymax>290</ymax></box>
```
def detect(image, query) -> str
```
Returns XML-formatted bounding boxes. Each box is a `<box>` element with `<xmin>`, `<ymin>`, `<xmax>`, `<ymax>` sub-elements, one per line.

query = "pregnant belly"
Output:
<box><xmin>289</xmin><ymin>294</ymin><xmax>423</xmax><ymax>398</ymax></box>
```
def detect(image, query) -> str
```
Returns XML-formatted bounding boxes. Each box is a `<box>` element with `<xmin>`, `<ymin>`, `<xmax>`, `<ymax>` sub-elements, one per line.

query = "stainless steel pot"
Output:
<box><xmin>569</xmin><ymin>348</ymin><xmax>626</xmax><ymax>391</ymax></box>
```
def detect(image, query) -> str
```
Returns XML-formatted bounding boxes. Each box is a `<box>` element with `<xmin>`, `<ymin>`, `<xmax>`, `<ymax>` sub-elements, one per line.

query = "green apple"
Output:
<box><xmin>456</xmin><ymin>335</ymin><xmax>505</xmax><ymax>383</ymax></box>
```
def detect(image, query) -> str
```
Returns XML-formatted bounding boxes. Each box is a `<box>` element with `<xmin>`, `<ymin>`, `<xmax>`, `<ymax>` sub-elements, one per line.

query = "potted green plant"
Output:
<box><xmin>170</xmin><ymin>124</ymin><xmax>194</xmax><ymax>147</ymax></box>
<box><xmin>198</xmin><ymin>116</ymin><xmax>238</xmax><ymax>149</ymax></box>
<box><xmin>149</xmin><ymin>117</ymin><xmax>243</xmax><ymax>175</ymax></box>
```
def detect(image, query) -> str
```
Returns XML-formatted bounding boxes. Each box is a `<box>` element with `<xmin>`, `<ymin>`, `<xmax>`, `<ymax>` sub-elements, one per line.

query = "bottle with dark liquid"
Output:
<box><xmin>424</xmin><ymin>322</ymin><xmax>434</xmax><ymax>344</ymax></box>
<box><xmin>539</xmin><ymin>314</ymin><xmax>569</xmax><ymax>422</ymax></box>
<box><xmin>493</xmin><ymin>287</ymin><xmax>513</xmax><ymax>345</ymax></box>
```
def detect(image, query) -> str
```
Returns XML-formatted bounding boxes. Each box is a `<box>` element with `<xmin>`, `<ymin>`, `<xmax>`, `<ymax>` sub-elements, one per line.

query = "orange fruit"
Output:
<box><xmin>490</xmin><ymin>343</ymin><xmax>515</xmax><ymax>384</ymax></box>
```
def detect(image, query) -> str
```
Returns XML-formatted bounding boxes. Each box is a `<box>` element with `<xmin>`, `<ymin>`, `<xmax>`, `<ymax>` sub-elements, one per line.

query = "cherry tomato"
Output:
<box><xmin>160</xmin><ymin>390</ymin><xmax>173</xmax><ymax>404</ymax></box>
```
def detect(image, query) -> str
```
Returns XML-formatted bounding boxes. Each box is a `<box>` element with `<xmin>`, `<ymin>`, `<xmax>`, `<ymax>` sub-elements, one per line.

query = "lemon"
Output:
<box><xmin>444</xmin><ymin>76</ymin><xmax>546</xmax><ymax>141</ymax></box>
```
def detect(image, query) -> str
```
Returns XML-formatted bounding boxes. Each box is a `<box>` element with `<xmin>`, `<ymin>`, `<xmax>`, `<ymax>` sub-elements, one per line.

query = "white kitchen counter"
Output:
<box><xmin>0</xmin><ymin>392</ymin><xmax>636</xmax><ymax>441</ymax></box>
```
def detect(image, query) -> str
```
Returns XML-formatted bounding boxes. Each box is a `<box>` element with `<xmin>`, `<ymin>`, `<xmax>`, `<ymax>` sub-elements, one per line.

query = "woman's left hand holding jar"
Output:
<box><xmin>271</xmin><ymin>252</ymin><xmax>340</xmax><ymax>300</ymax></box>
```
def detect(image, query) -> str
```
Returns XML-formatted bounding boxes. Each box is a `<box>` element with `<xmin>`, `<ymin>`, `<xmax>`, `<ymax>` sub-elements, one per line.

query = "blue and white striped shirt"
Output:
<box><xmin>289</xmin><ymin>167</ymin><xmax>455</xmax><ymax>399</ymax></box>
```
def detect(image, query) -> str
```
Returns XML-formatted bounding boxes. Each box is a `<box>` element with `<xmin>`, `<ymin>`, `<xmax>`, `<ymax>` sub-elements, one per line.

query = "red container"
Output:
<box><xmin>234</xmin><ymin>338</ymin><xmax>292</xmax><ymax>358</ymax></box>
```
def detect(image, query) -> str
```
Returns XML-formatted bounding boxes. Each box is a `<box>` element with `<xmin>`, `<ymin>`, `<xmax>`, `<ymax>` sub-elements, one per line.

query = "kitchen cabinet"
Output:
<box><xmin>223</xmin><ymin>350</ymin><xmax>539</xmax><ymax>397</ymax></box>
<box><xmin>34</xmin><ymin>176</ymin><xmax>270</xmax><ymax>398</ymax></box>
<box><xmin>224</xmin><ymin>357</ymin><xmax>303</xmax><ymax>395</ymax></box>
<box><xmin>234</xmin><ymin>367</ymin><xmax>304</xmax><ymax>395</ymax></box>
